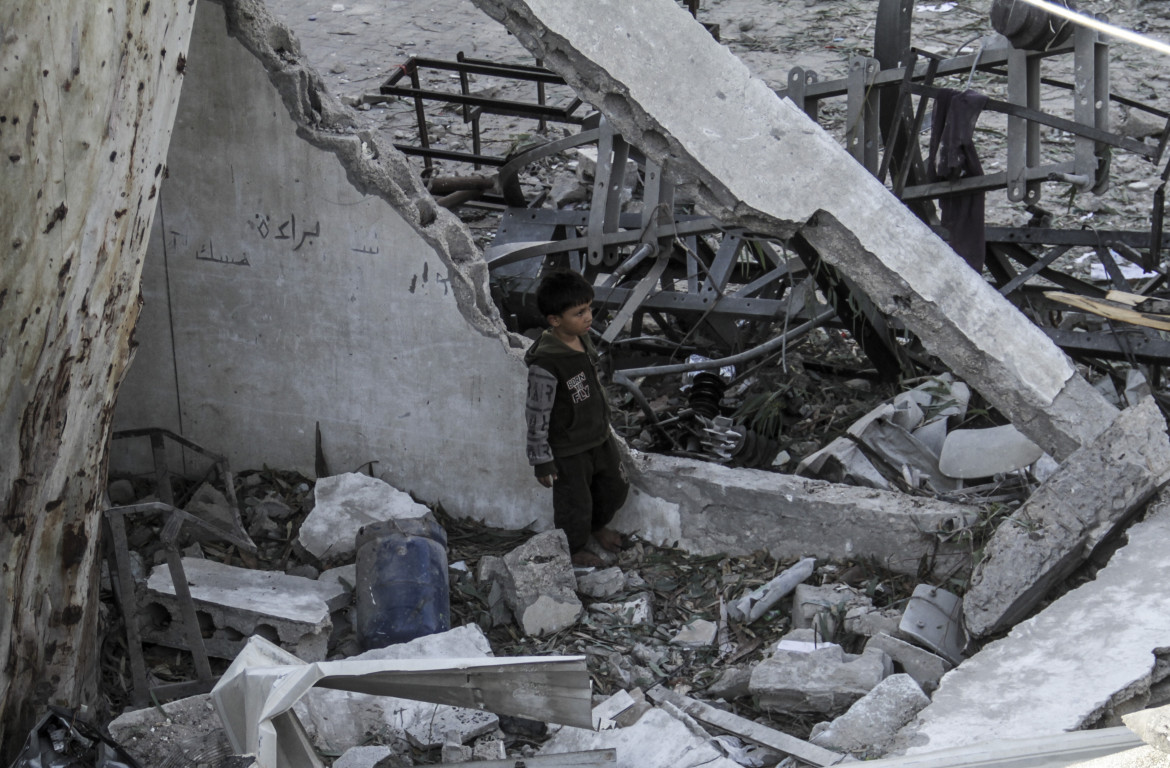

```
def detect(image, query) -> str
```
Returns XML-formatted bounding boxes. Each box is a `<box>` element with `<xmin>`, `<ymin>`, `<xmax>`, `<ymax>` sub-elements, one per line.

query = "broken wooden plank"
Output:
<box><xmin>1044</xmin><ymin>290</ymin><xmax>1170</xmax><ymax>331</ymax></box>
<box><xmin>645</xmin><ymin>684</ymin><xmax>845</xmax><ymax>767</ymax></box>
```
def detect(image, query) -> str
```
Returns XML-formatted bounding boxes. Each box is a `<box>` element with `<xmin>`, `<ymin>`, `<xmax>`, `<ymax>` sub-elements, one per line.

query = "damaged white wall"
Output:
<box><xmin>112</xmin><ymin>0</ymin><xmax>544</xmax><ymax>529</ymax></box>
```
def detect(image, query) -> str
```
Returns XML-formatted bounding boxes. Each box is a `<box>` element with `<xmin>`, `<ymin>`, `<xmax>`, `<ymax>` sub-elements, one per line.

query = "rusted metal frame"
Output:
<box><xmin>1043</xmin><ymin>326</ymin><xmax>1170</xmax><ymax>366</ymax></box>
<box><xmin>881</xmin><ymin>53</ymin><xmax>940</xmax><ymax>202</ymax></box>
<box><xmin>502</xmin><ymin>275</ymin><xmax>805</xmax><ymax>322</ymax></box>
<box><xmin>846</xmin><ymin>56</ymin><xmax>881</xmax><ymax>173</ymax></box>
<box><xmin>786</xmin><ymin>67</ymin><xmax>821</xmax><ymax>121</ymax></box>
<box><xmin>412</xmin><ymin>54</ymin><xmax>567</xmax><ymax>85</ymax></box>
<box><xmin>790</xmin><ymin>42</ymin><xmax>1072</xmax><ymax>102</ymax></box>
<box><xmin>990</xmin><ymin>242</ymin><xmax>1108</xmax><ymax>297</ymax></box>
<box><xmin>901</xmin><ymin>161</ymin><xmax>1075</xmax><ymax>200</ymax></box>
<box><xmin>104</xmin><ymin>502</ymin><xmax>257</xmax><ymax>706</ymax></box>
<box><xmin>1073</xmin><ymin>24</ymin><xmax>1109</xmax><ymax>192</ymax></box>
<box><xmin>486</xmin><ymin>217</ymin><xmax>723</xmax><ymax>268</ymax></box>
<box><xmin>996</xmin><ymin>243</ymin><xmax>1072</xmax><ymax>296</ymax></box>
<box><xmin>986</xmin><ymin>226</ymin><xmax>1154</xmax><ymax>249</ymax></box>
<box><xmin>906</xmin><ymin>82</ymin><xmax>1156</xmax><ymax>157</ymax></box>
<box><xmin>379</xmin><ymin>83</ymin><xmax>586</xmax><ymax>124</ymax></box>
<box><xmin>497</xmin><ymin>127</ymin><xmax>602</xmax><ymax>206</ymax></box>
<box><xmin>586</xmin><ymin>118</ymin><xmax>625</xmax><ymax>268</ymax></box>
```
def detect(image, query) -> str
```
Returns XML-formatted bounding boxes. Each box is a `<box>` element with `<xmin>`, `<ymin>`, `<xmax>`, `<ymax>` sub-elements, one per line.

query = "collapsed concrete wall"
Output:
<box><xmin>468</xmin><ymin>0</ymin><xmax>1116</xmax><ymax>462</ymax></box>
<box><xmin>110</xmin><ymin>0</ymin><xmax>982</xmax><ymax>575</ymax></box>
<box><xmin>111</xmin><ymin>0</ymin><xmax>544</xmax><ymax>529</ymax></box>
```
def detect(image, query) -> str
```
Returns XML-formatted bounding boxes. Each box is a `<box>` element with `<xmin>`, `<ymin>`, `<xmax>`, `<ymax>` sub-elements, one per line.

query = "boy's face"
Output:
<box><xmin>548</xmin><ymin>300</ymin><xmax>593</xmax><ymax>339</ymax></box>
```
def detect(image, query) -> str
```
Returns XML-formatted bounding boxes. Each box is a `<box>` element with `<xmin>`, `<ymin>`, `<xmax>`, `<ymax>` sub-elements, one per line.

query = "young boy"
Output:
<box><xmin>525</xmin><ymin>270</ymin><xmax>628</xmax><ymax>567</ymax></box>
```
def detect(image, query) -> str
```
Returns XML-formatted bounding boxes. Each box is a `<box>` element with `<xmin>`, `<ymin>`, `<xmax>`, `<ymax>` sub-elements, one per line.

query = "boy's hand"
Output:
<box><xmin>537</xmin><ymin>474</ymin><xmax>557</xmax><ymax>488</ymax></box>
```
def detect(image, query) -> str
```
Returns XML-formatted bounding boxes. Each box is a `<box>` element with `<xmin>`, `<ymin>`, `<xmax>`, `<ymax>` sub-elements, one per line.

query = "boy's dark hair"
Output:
<box><xmin>536</xmin><ymin>270</ymin><xmax>594</xmax><ymax>317</ymax></box>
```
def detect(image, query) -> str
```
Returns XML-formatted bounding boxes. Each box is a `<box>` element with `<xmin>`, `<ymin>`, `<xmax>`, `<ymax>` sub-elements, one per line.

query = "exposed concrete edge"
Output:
<box><xmin>617</xmin><ymin>452</ymin><xmax>974</xmax><ymax>578</ymax></box>
<box><xmin>207</xmin><ymin>0</ymin><xmax>529</xmax><ymax>355</ymax></box>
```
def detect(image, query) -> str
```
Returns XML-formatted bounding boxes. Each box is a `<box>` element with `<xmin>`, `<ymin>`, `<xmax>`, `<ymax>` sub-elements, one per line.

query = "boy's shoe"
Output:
<box><xmin>571</xmin><ymin>550</ymin><xmax>605</xmax><ymax>568</ymax></box>
<box><xmin>594</xmin><ymin>528</ymin><xmax>623</xmax><ymax>553</ymax></box>
<box><xmin>581</xmin><ymin>535</ymin><xmax>618</xmax><ymax>566</ymax></box>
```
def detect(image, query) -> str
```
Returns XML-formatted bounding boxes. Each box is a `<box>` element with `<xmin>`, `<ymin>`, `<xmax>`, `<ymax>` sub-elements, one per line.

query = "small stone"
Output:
<box><xmin>670</xmin><ymin>618</ymin><xmax>717</xmax><ymax>647</ymax></box>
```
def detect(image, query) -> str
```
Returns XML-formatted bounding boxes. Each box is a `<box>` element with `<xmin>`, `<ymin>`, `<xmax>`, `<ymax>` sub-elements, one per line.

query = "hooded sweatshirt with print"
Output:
<box><xmin>524</xmin><ymin>330</ymin><xmax>611</xmax><ymax>478</ymax></box>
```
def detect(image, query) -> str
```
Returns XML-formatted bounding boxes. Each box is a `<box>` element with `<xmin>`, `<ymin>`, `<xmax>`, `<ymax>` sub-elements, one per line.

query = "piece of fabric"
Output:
<box><xmin>524</xmin><ymin>330</ymin><xmax>611</xmax><ymax>478</ymax></box>
<box><xmin>927</xmin><ymin>88</ymin><xmax>989</xmax><ymax>272</ymax></box>
<box><xmin>551</xmin><ymin>436</ymin><xmax>629</xmax><ymax>552</ymax></box>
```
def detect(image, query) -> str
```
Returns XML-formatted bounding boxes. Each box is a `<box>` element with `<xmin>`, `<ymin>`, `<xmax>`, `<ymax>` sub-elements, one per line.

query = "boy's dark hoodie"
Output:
<box><xmin>524</xmin><ymin>329</ymin><xmax>611</xmax><ymax>477</ymax></box>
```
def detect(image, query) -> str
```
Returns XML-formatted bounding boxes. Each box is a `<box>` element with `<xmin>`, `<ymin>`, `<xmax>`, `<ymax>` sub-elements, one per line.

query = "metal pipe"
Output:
<box><xmin>616</xmin><ymin>307</ymin><xmax>837</xmax><ymax>379</ymax></box>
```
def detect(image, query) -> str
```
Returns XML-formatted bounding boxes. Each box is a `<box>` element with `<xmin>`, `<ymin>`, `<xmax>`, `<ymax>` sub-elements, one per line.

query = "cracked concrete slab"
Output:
<box><xmin>891</xmin><ymin>494</ymin><xmax>1170</xmax><ymax>754</ymax></box>
<box><xmin>468</xmin><ymin>0</ymin><xmax>1116</xmax><ymax>460</ymax></box>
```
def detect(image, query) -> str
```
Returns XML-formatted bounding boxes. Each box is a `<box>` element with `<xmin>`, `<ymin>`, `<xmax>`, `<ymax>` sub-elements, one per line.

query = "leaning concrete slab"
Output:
<box><xmin>964</xmin><ymin>398</ymin><xmax>1170</xmax><ymax>637</ymax></box>
<box><xmin>618</xmin><ymin>454</ymin><xmax>974</xmax><ymax>576</ymax></box>
<box><xmin>468</xmin><ymin>0</ymin><xmax>1116</xmax><ymax>460</ymax></box>
<box><xmin>891</xmin><ymin>495</ymin><xmax>1170</xmax><ymax>754</ymax></box>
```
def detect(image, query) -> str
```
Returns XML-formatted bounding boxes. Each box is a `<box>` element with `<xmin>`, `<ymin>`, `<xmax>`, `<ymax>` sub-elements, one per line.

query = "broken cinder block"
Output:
<box><xmin>964</xmin><ymin>398</ymin><xmax>1170</xmax><ymax>637</ymax></box>
<box><xmin>143</xmin><ymin>556</ymin><xmax>348</xmax><ymax>661</ymax></box>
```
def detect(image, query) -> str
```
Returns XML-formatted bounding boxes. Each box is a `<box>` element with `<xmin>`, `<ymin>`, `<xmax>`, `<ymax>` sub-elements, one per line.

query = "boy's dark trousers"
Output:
<box><xmin>551</xmin><ymin>436</ymin><xmax>628</xmax><ymax>552</ymax></box>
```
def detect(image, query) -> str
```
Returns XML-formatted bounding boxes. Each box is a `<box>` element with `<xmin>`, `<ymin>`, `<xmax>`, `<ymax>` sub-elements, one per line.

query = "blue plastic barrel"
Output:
<box><xmin>354</xmin><ymin>515</ymin><xmax>450</xmax><ymax>649</ymax></box>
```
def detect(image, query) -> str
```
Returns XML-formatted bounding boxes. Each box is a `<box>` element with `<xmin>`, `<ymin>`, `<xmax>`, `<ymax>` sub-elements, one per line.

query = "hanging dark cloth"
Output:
<box><xmin>927</xmin><ymin>88</ymin><xmax>989</xmax><ymax>272</ymax></box>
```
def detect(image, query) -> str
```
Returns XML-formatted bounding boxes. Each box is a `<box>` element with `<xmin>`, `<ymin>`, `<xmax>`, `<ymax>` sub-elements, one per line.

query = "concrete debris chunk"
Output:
<box><xmin>622</xmin><ymin>455</ymin><xmax>976</xmax><ymax>577</ymax></box>
<box><xmin>750</xmin><ymin>635</ymin><xmax>892</xmax><ymax>715</ymax></box>
<box><xmin>108</xmin><ymin>694</ymin><xmax>233</xmax><ymax>768</ymax></box>
<box><xmin>865</xmin><ymin>632</ymin><xmax>952</xmax><ymax>694</ymax></box>
<box><xmin>185</xmin><ymin>482</ymin><xmax>245</xmax><ymax>541</ymax></box>
<box><xmin>1123</xmin><ymin>703</ymin><xmax>1170</xmax><ymax>755</ymax></box>
<box><xmin>964</xmin><ymin>398</ymin><xmax>1170</xmax><ymax>637</ymax></box>
<box><xmin>791</xmin><ymin>582</ymin><xmax>873</xmax><ymax>637</ymax></box>
<box><xmin>892</xmin><ymin>495</ymin><xmax>1170</xmax><ymax>753</ymax></box>
<box><xmin>332</xmin><ymin>745</ymin><xmax>398</xmax><ymax>768</ymax></box>
<box><xmin>844</xmin><ymin>605</ymin><xmax>903</xmax><ymax>639</ymax></box>
<box><xmin>541</xmin><ymin>692</ymin><xmax>741</xmax><ymax>768</ymax></box>
<box><xmin>809</xmin><ymin>673</ymin><xmax>930</xmax><ymax>758</ymax></box>
<box><xmin>500</xmin><ymin>530</ymin><xmax>583</xmax><ymax>636</ymax></box>
<box><xmin>576</xmin><ymin>566</ymin><xmax>627</xmax><ymax>598</ymax></box>
<box><xmin>143</xmin><ymin>556</ymin><xmax>347</xmax><ymax>661</ymax></box>
<box><xmin>727</xmin><ymin>556</ymin><xmax>815</xmax><ymax>623</ymax></box>
<box><xmin>298</xmin><ymin>472</ymin><xmax>431</xmax><ymax>562</ymax></box>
